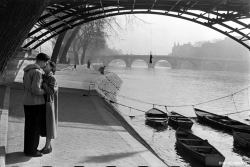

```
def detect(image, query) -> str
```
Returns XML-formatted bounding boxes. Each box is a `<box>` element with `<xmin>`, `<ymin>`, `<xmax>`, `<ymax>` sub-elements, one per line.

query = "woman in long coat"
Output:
<box><xmin>40</xmin><ymin>61</ymin><xmax>58</xmax><ymax>154</ymax></box>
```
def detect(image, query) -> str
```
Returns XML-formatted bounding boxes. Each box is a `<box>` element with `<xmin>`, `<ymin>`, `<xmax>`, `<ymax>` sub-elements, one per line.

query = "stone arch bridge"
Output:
<box><xmin>89</xmin><ymin>54</ymin><xmax>247</xmax><ymax>70</ymax></box>
<box><xmin>1</xmin><ymin>0</ymin><xmax>250</xmax><ymax>72</ymax></box>
<box><xmin>91</xmin><ymin>55</ymin><xmax>172</xmax><ymax>68</ymax></box>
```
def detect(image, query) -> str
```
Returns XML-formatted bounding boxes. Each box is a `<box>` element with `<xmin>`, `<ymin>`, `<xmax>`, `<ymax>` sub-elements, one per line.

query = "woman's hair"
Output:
<box><xmin>49</xmin><ymin>61</ymin><xmax>56</xmax><ymax>74</ymax></box>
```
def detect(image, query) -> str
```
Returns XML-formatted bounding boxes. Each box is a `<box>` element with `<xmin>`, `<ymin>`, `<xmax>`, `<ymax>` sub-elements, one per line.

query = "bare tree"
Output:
<box><xmin>51</xmin><ymin>31</ymin><xmax>67</xmax><ymax>63</ymax></box>
<box><xmin>59</xmin><ymin>26</ymin><xmax>81</xmax><ymax>64</ymax></box>
<box><xmin>79</xmin><ymin>20</ymin><xmax>106</xmax><ymax>64</ymax></box>
<box><xmin>71</xmin><ymin>17</ymin><xmax>121</xmax><ymax>65</ymax></box>
<box><xmin>58</xmin><ymin>15</ymin><xmax>143</xmax><ymax>65</ymax></box>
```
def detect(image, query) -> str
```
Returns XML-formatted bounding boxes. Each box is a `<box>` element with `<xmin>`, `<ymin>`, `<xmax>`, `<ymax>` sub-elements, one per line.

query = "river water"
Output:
<box><xmin>106</xmin><ymin>63</ymin><xmax>250</xmax><ymax>167</ymax></box>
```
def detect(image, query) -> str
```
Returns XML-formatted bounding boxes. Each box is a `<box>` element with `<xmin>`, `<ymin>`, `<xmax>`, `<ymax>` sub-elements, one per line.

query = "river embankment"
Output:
<box><xmin>105</xmin><ymin>66</ymin><xmax>250</xmax><ymax>167</ymax></box>
<box><xmin>1</xmin><ymin>65</ymin><xmax>167</xmax><ymax>167</ymax></box>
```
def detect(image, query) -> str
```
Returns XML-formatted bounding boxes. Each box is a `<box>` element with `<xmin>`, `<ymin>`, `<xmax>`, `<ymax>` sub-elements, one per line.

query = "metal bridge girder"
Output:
<box><xmin>22</xmin><ymin>0</ymin><xmax>250</xmax><ymax>50</ymax></box>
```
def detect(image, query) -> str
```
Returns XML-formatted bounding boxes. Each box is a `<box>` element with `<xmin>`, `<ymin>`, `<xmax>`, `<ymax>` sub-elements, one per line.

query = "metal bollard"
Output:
<box><xmin>88</xmin><ymin>82</ymin><xmax>95</xmax><ymax>96</ymax></box>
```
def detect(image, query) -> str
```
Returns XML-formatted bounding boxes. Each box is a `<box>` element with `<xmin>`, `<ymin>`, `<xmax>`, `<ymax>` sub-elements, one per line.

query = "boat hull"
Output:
<box><xmin>176</xmin><ymin>129</ymin><xmax>225</xmax><ymax>167</ymax></box>
<box><xmin>205</xmin><ymin>155</ymin><xmax>225</xmax><ymax>167</ymax></box>
<box><xmin>194</xmin><ymin>108</ymin><xmax>250</xmax><ymax>133</ymax></box>
<box><xmin>169</xmin><ymin>117</ymin><xmax>193</xmax><ymax>129</ymax></box>
<box><xmin>169</xmin><ymin>111</ymin><xmax>193</xmax><ymax>129</ymax></box>
<box><xmin>145</xmin><ymin>108</ymin><xmax>168</xmax><ymax>127</ymax></box>
<box><xmin>176</xmin><ymin>140</ymin><xmax>224</xmax><ymax>167</ymax></box>
<box><xmin>145</xmin><ymin>117</ymin><xmax>168</xmax><ymax>126</ymax></box>
<box><xmin>233</xmin><ymin>131</ymin><xmax>250</xmax><ymax>148</ymax></box>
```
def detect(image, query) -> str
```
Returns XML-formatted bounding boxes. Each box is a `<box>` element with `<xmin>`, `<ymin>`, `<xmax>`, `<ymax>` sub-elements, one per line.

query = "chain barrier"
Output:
<box><xmin>99</xmin><ymin>85</ymin><xmax>249</xmax><ymax>107</ymax></box>
<box><xmin>98</xmin><ymin>84</ymin><xmax>250</xmax><ymax>117</ymax></box>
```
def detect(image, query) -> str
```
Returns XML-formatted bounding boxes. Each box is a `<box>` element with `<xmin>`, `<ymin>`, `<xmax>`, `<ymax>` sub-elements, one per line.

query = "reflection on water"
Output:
<box><xmin>107</xmin><ymin>65</ymin><xmax>250</xmax><ymax>167</ymax></box>
<box><xmin>233</xmin><ymin>145</ymin><xmax>250</xmax><ymax>160</ymax></box>
<box><xmin>145</xmin><ymin>121</ymin><xmax>168</xmax><ymax>132</ymax></box>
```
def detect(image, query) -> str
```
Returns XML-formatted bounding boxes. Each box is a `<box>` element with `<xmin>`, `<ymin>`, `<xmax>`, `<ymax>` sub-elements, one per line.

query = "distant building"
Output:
<box><xmin>171</xmin><ymin>37</ymin><xmax>250</xmax><ymax>72</ymax></box>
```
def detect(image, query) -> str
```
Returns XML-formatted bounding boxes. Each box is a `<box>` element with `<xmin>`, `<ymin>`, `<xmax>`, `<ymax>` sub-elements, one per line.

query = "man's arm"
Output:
<box><xmin>31</xmin><ymin>70</ymin><xmax>45</xmax><ymax>95</ymax></box>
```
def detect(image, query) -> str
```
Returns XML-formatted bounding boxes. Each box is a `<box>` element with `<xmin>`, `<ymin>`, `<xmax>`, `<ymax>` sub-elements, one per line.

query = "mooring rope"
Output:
<box><xmin>224</xmin><ymin>108</ymin><xmax>250</xmax><ymax>116</ymax></box>
<box><xmin>97</xmin><ymin>84</ymin><xmax>250</xmax><ymax>117</ymax></box>
<box><xmin>98</xmin><ymin>85</ymin><xmax>250</xmax><ymax>107</ymax></box>
<box><xmin>109</xmin><ymin>100</ymin><xmax>147</xmax><ymax>113</ymax></box>
<box><xmin>108</xmin><ymin>97</ymin><xmax>250</xmax><ymax>118</ymax></box>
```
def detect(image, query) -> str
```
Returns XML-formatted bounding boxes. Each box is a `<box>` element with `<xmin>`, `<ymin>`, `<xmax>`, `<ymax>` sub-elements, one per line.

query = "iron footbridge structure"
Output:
<box><xmin>22</xmin><ymin>0</ymin><xmax>250</xmax><ymax>51</ymax></box>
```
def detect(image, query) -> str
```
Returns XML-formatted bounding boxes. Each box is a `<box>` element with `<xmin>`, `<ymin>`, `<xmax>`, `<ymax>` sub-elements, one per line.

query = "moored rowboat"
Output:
<box><xmin>194</xmin><ymin>108</ymin><xmax>250</xmax><ymax>133</ymax></box>
<box><xmin>233</xmin><ymin>131</ymin><xmax>250</xmax><ymax>148</ymax></box>
<box><xmin>145</xmin><ymin>108</ymin><xmax>168</xmax><ymax>126</ymax></box>
<box><xmin>168</xmin><ymin>111</ymin><xmax>193</xmax><ymax>129</ymax></box>
<box><xmin>176</xmin><ymin>128</ymin><xmax>225</xmax><ymax>167</ymax></box>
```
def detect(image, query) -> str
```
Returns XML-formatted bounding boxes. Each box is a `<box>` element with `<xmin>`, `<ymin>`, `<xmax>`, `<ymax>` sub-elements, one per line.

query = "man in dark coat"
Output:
<box><xmin>23</xmin><ymin>53</ymin><xmax>50</xmax><ymax>157</ymax></box>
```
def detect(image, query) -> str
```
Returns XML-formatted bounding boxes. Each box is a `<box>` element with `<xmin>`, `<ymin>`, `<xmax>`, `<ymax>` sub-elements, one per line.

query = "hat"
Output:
<box><xmin>36</xmin><ymin>53</ymin><xmax>50</xmax><ymax>61</ymax></box>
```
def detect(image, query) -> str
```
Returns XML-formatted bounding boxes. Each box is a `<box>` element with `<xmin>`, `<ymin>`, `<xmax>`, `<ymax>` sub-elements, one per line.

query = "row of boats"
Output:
<box><xmin>145</xmin><ymin>107</ymin><xmax>250</xmax><ymax>167</ymax></box>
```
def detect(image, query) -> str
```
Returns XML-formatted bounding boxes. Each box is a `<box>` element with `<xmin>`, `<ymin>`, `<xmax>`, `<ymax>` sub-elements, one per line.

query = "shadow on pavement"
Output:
<box><xmin>80</xmin><ymin>151</ymin><xmax>145</xmax><ymax>163</ymax></box>
<box><xmin>58</xmin><ymin>123</ymin><xmax>126</xmax><ymax>132</ymax></box>
<box><xmin>9</xmin><ymin>88</ymin><xmax>118</xmax><ymax>126</ymax></box>
<box><xmin>8</xmin><ymin>88</ymin><xmax>24</xmax><ymax>118</ymax></box>
<box><xmin>6</xmin><ymin>151</ymin><xmax>31</xmax><ymax>165</ymax></box>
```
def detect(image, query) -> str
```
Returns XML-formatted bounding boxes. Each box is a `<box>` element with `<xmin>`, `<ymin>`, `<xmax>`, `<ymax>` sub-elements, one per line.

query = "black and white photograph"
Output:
<box><xmin>0</xmin><ymin>0</ymin><xmax>250</xmax><ymax>166</ymax></box>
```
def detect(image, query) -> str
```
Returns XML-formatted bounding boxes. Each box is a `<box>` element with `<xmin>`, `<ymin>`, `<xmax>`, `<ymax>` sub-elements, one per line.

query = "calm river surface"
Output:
<box><xmin>107</xmin><ymin>64</ymin><xmax>250</xmax><ymax>167</ymax></box>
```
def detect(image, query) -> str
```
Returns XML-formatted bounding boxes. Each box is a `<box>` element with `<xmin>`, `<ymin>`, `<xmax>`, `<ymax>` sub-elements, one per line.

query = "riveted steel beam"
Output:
<box><xmin>150</xmin><ymin>0</ymin><xmax>157</xmax><ymax>10</ymax></box>
<box><xmin>100</xmin><ymin>0</ymin><xmax>106</xmax><ymax>16</ymax></box>
<box><xmin>48</xmin><ymin>11</ymin><xmax>73</xmax><ymax>28</ymax></box>
<box><xmin>23</xmin><ymin>0</ymin><xmax>250</xmax><ymax>50</ymax></box>
<box><xmin>24</xmin><ymin>6</ymin><xmax>104</xmax><ymax>47</ymax></box>
<box><xmin>166</xmin><ymin>0</ymin><xmax>182</xmax><ymax>14</ymax></box>
<box><xmin>30</xmin><ymin>9</ymin><xmax>250</xmax><ymax>50</ymax></box>
<box><xmin>132</xmin><ymin>0</ymin><xmax>136</xmax><ymax>12</ymax></box>
<box><xmin>24</xmin><ymin>6</ymin><xmax>117</xmax><ymax>48</ymax></box>
<box><xmin>117</xmin><ymin>0</ymin><xmax>120</xmax><ymax>13</ymax></box>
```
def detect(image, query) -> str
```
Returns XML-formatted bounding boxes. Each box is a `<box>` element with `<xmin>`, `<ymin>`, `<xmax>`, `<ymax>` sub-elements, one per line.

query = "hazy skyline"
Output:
<box><xmin>106</xmin><ymin>14</ymin><xmax>230</xmax><ymax>55</ymax></box>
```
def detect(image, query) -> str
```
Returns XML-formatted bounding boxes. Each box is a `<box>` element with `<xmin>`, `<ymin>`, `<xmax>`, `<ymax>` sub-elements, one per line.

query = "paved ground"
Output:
<box><xmin>5</xmin><ymin>67</ymin><xmax>166</xmax><ymax>167</ymax></box>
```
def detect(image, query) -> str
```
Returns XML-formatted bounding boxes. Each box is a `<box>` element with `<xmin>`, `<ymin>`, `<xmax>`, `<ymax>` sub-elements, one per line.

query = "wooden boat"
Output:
<box><xmin>145</xmin><ymin>108</ymin><xmax>168</xmax><ymax>126</ymax></box>
<box><xmin>233</xmin><ymin>131</ymin><xmax>250</xmax><ymax>148</ymax></box>
<box><xmin>194</xmin><ymin>108</ymin><xmax>250</xmax><ymax>133</ymax></box>
<box><xmin>168</xmin><ymin>111</ymin><xmax>193</xmax><ymax>129</ymax></box>
<box><xmin>176</xmin><ymin>128</ymin><xmax>225</xmax><ymax>167</ymax></box>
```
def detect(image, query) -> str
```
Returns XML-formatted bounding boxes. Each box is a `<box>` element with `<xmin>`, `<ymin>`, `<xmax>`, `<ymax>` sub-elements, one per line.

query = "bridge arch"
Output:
<box><xmin>23</xmin><ymin>1</ymin><xmax>250</xmax><ymax>51</ymax></box>
<box><xmin>107</xmin><ymin>59</ymin><xmax>127</xmax><ymax>67</ymax></box>
<box><xmin>131</xmin><ymin>59</ymin><xmax>149</xmax><ymax>68</ymax></box>
<box><xmin>153</xmin><ymin>59</ymin><xmax>171</xmax><ymax>68</ymax></box>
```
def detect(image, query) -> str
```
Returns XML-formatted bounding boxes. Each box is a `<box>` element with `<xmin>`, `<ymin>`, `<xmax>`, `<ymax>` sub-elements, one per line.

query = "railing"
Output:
<box><xmin>94</xmin><ymin>71</ymin><xmax>122</xmax><ymax>102</ymax></box>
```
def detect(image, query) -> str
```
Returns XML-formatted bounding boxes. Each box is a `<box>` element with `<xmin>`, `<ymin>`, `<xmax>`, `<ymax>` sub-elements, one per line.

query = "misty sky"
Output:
<box><xmin>106</xmin><ymin>14</ymin><xmax>228</xmax><ymax>55</ymax></box>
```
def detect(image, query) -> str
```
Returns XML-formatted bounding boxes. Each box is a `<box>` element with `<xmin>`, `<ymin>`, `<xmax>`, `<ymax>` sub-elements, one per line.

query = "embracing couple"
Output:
<box><xmin>23</xmin><ymin>53</ymin><xmax>58</xmax><ymax>157</ymax></box>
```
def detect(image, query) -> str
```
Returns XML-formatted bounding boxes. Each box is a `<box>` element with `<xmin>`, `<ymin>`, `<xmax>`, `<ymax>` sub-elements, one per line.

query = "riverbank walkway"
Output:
<box><xmin>2</xmin><ymin>65</ymin><xmax>166</xmax><ymax>167</ymax></box>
